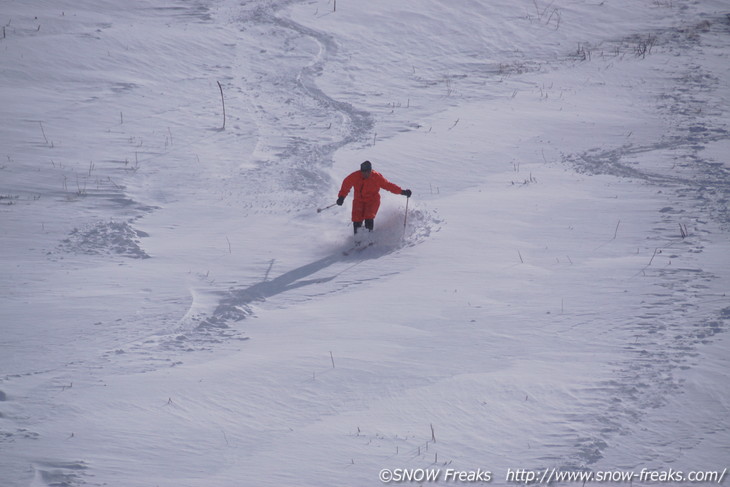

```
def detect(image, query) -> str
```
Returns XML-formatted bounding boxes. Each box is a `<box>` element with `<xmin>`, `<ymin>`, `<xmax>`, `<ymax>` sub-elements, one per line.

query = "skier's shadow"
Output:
<box><xmin>197</xmin><ymin>248</ymin><xmax>379</xmax><ymax>330</ymax></box>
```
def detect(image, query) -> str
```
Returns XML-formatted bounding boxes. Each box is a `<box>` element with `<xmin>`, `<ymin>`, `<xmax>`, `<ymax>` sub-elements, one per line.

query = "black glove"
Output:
<box><xmin>336</xmin><ymin>196</ymin><xmax>345</xmax><ymax>206</ymax></box>
<box><xmin>401</xmin><ymin>189</ymin><xmax>412</xmax><ymax>198</ymax></box>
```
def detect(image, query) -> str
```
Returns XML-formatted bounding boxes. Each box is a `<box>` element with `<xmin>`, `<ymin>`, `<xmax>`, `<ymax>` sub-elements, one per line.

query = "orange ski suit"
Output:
<box><xmin>338</xmin><ymin>170</ymin><xmax>403</xmax><ymax>222</ymax></box>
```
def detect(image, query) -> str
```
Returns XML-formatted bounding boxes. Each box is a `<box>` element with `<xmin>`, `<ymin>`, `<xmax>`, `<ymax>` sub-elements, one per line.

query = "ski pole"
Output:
<box><xmin>403</xmin><ymin>196</ymin><xmax>410</xmax><ymax>235</ymax></box>
<box><xmin>317</xmin><ymin>203</ymin><xmax>337</xmax><ymax>213</ymax></box>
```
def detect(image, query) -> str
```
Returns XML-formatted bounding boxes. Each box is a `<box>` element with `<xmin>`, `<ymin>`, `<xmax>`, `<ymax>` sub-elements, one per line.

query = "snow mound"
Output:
<box><xmin>58</xmin><ymin>220</ymin><xmax>150</xmax><ymax>259</ymax></box>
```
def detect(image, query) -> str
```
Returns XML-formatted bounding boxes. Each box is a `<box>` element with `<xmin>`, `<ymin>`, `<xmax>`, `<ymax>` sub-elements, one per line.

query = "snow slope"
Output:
<box><xmin>1</xmin><ymin>0</ymin><xmax>729</xmax><ymax>486</ymax></box>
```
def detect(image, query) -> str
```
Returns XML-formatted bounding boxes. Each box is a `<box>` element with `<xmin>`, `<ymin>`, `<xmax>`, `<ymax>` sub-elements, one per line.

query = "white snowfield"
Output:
<box><xmin>1</xmin><ymin>0</ymin><xmax>728</xmax><ymax>486</ymax></box>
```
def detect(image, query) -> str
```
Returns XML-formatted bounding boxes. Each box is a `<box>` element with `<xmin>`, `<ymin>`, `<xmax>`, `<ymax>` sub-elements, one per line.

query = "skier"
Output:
<box><xmin>336</xmin><ymin>160</ymin><xmax>412</xmax><ymax>234</ymax></box>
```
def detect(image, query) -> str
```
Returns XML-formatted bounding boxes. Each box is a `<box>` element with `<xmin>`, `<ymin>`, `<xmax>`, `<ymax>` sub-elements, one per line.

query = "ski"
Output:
<box><xmin>342</xmin><ymin>241</ymin><xmax>375</xmax><ymax>256</ymax></box>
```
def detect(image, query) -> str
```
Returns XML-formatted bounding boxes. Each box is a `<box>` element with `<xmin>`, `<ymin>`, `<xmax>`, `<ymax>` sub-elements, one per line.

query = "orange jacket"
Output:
<box><xmin>338</xmin><ymin>170</ymin><xmax>402</xmax><ymax>202</ymax></box>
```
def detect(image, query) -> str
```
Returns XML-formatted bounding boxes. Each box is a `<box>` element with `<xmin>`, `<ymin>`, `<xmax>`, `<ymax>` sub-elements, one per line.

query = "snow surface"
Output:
<box><xmin>1</xmin><ymin>0</ymin><xmax>729</xmax><ymax>486</ymax></box>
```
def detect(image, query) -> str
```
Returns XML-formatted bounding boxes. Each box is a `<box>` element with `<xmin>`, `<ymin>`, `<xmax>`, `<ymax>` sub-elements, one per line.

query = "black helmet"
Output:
<box><xmin>360</xmin><ymin>160</ymin><xmax>372</xmax><ymax>172</ymax></box>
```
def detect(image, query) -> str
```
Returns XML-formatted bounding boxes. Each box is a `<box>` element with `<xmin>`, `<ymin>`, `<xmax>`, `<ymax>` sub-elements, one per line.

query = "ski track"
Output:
<box><xmin>224</xmin><ymin>0</ymin><xmax>374</xmax><ymax>213</ymax></box>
